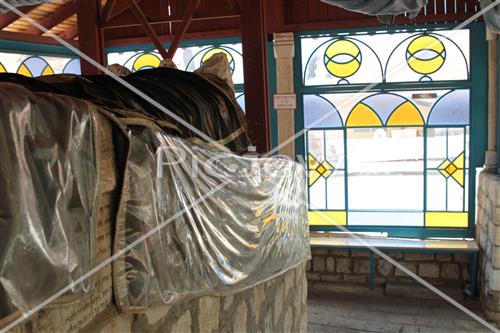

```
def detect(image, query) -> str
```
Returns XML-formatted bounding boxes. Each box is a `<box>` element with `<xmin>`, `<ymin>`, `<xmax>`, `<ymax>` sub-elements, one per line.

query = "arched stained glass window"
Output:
<box><xmin>17</xmin><ymin>56</ymin><xmax>54</xmax><ymax>77</ymax></box>
<box><xmin>301</xmin><ymin>29</ymin><xmax>469</xmax><ymax>86</ymax></box>
<box><xmin>304</xmin><ymin>95</ymin><xmax>343</xmax><ymax>128</ymax></box>
<box><xmin>62</xmin><ymin>58</ymin><xmax>81</xmax><ymax>75</ymax></box>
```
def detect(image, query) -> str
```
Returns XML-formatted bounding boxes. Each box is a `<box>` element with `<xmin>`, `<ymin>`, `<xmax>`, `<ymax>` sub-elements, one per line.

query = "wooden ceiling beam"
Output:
<box><xmin>127</xmin><ymin>0</ymin><xmax>168</xmax><ymax>59</ymax></box>
<box><xmin>0</xmin><ymin>30</ymin><xmax>77</xmax><ymax>46</ymax></box>
<box><xmin>105</xmin><ymin>28</ymin><xmax>240</xmax><ymax>47</ymax></box>
<box><xmin>100</xmin><ymin>0</ymin><xmax>117</xmax><ymax>23</ymax></box>
<box><xmin>165</xmin><ymin>0</ymin><xmax>200</xmax><ymax>59</ymax></box>
<box><xmin>102</xmin><ymin>11</ymin><xmax>239</xmax><ymax>29</ymax></box>
<box><xmin>22</xmin><ymin>1</ymin><xmax>76</xmax><ymax>35</ymax></box>
<box><xmin>58</xmin><ymin>24</ymin><xmax>78</xmax><ymax>40</ymax></box>
<box><xmin>0</xmin><ymin>5</ymin><xmax>37</xmax><ymax>29</ymax></box>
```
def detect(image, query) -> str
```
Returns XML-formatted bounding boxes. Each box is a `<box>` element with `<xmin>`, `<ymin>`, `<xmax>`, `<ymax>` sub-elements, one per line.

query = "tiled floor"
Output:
<box><xmin>308</xmin><ymin>290</ymin><xmax>495</xmax><ymax>333</ymax></box>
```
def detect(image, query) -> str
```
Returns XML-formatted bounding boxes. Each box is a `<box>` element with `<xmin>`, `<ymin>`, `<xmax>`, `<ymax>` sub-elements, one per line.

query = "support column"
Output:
<box><xmin>75</xmin><ymin>0</ymin><xmax>106</xmax><ymax>75</ymax></box>
<box><xmin>486</xmin><ymin>28</ymin><xmax>498</xmax><ymax>169</ymax></box>
<box><xmin>240</xmin><ymin>0</ymin><xmax>271</xmax><ymax>153</ymax></box>
<box><xmin>273</xmin><ymin>32</ymin><xmax>295</xmax><ymax>158</ymax></box>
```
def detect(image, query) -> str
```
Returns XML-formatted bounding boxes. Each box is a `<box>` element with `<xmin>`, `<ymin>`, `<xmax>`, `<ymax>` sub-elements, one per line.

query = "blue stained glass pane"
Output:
<box><xmin>428</xmin><ymin>89</ymin><xmax>470</xmax><ymax>125</ymax></box>
<box><xmin>360</xmin><ymin>93</ymin><xmax>408</xmax><ymax>124</ymax></box>
<box><xmin>62</xmin><ymin>58</ymin><xmax>81</xmax><ymax>75</ymax></box>
<box><xmin>23</xmin><ymin>57</ymin><xmax>50</xmax><ymax>77</ymax></box>
<box><xmin>304</xmin><ymin>95</ymin><xmax>343</xmax><ymax>128</ymax></box>
<box><xmin>236</xmin><ymin>93</ymin><xmax>245</xmax><ymax>112</ymax></box>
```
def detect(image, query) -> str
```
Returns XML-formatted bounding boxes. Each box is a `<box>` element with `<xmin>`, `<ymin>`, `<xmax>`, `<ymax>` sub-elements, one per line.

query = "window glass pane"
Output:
<box><xmin>348</xmin><ymin>212</ymin><xmax>424</xmax><ymax>226</ymax></box>
<box><xmin>326</xmin><ymin>171</ymin><xmax>345</xmax><ymax>210</ymax></box>
<box><xmin>236</xmin><ymin>93</ymin><xmax>245</xmax><ymax>112</ymax></box>
<box><xmin>347</xmin><ymin>127</ymin><xmax>424</xmax><ymax>211</ymax></box>
<box><xmin>301</xmin><ymin>29</ymin><xmax>469</xmax><ymax>85</ymax></box>
<box><xmin>107</xmin><ymin>43</ymin><xmax>244</xmax><ymax>84</ymax></box>
<box><xmin>0</xmin><ymin>52</ymin><xmax>80</xmax><ymax>76</ymax></box>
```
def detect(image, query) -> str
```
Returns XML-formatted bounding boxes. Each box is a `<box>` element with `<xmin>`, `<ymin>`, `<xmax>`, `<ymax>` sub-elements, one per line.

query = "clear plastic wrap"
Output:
<box><xmin>114</xmin><ymin>123</ymin><xmax>310</xmax><ymax>311</ymax></box>
<box><xmin>0</xmin><ymin>84</ymin><xmax>99</xmax><ymax>317</ymax></box>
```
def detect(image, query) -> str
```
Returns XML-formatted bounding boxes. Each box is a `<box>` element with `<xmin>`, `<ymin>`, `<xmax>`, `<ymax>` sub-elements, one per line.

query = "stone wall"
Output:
<box><xmin>84</xmin><ymin>263</ymin><xmax>307</xmax><ymax>333</ymax></box>
<box><xmin>307</xmin><ymin>249</ymin><xmax>470</xmax><ymax>287</ymax></box>
<box><xmin>476</xmin><ymin>170</ymin><xmax>500</xmax><ymax>322</ymax></box>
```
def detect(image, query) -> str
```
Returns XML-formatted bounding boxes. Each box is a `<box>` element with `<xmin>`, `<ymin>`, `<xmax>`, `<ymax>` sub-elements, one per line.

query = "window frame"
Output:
<box><xmin>293</xmin><ymin>22</ymin><xmax>487</xmax><ymax>238</ymax></box>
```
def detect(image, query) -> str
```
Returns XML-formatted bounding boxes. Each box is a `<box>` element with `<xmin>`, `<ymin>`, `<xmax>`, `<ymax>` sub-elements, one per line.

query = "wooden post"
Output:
<box><xmin>240</xmin><ymin>0</ymin><xmax>271</xmax><ymax>153</ymax></box>
<box><xmin>75</xmin><ymin>0</ymin><xmax>106</xmax><ymax>75</ymax></box>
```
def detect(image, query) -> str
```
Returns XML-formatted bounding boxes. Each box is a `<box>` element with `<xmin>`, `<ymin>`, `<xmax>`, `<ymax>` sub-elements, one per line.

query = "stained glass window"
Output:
<box><xmin>305</xmin><ymin>89</ymin><xmax>470</xmax><ymax>230</ymax></box>
<box><xmin>107</xmin><ymin>43</ymin><xmax>244</xmax><ymax>84</ymax></box>
<box><xmin>301</xmin><ymin>29</ymin><xmax>469</xmax><ymax>86</ymax></box>
<box><xmin>0</xmin><ymin>52</ymin><xmax>81</xmax><ymax>76</ymax></box>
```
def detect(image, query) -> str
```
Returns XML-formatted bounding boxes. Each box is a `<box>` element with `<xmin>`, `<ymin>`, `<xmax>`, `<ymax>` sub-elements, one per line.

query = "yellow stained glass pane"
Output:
<box><xmin>0</xmin><ymin>63</ymin><xmax>5</xmax><ymax>73</ymax></box>
<box><xmin>346</xmin><ymin>103</ymin><xmax>382</xmax><ymax>127</ymax></box>
<box><xmin>316</xmin><ymin>164</ymin><xmax>326</xmax><ymax>175</ymax></box>
<box><xmin>407</xmin><ymin>56</ymin><xmax>445</xmax><ymax>75</ymax></box>
<box><xmin>445</xmin><ymin>163</ymin><xmax>458</xmax><ymax>175</ymax></box>
<box><xmin>308</xmin><ymin>211</ymin><xmax>347</xmax><ymax>226</ymax></box>
<box><xmin>386</xmin><ymin>101</ymin><xmax>424</xmax><ymax>126</ymax></box>
<box><xmin>425</xmin><ymin>212</ymin><xmax>468</xmax><ymax>227</ymax></box>
<box><xmin>308</xmin><ymin>154</ymin><xmax>319</xmax><ymax>170</ymax></box>
<box><xmin>41</xmin><ymin>65</ymin><xmax>54</xmax><ymax>76</ymax></box>
<box><xmin>407</xmin><ymin>35</ymin><xmax>445</xmax><ymax>55</ymax></box>
<box><xmin>325</xmin><ymin>39</ymin><xmax>360</xmax><ymax>58</ymax></box>
<box><xmin>451</xmin><ymin>169</ymin><xmax>465</xmax><ymax>187</ymax></box>
<box><xmin>309</xmin><ymin>170</ymin><xmax>321</xmax><ymax>186</ymax></box>
<box><xmin>17</xmin><ymin>64</ymin><xmax>32</xmax><ymax>77</ymax></box>
<box><xmin>133</xmin><ymin>53</ymin><xmax>161</xmax><ymax>71</ymax></box>
<box><xmin>325</xmin><ymin>60</ymin><xmax>360</xmax><ymax>78</ymax></box>
<box><xmin>452</xmin><ymin>152</ymin><xmax>465</xmax><ymax>169</ymax></box>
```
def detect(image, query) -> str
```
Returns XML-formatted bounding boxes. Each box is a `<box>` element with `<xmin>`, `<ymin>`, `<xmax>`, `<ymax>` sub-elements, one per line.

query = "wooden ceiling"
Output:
<box><xmin>0</xmin><ymin>0</ymin><xmax>483</xmax><ymax>48</ymax></box>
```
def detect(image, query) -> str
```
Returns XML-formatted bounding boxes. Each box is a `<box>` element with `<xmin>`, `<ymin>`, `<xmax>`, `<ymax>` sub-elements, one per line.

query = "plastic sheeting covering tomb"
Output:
<box><xmin>114</xmin><ymin>124</ymin><xmax>310</xmax><ymax>310</ymax></box>
<box><xmin>0</xmin><ymin>84</ymin><xmax>99</xmax><ymax>318</ymax></box>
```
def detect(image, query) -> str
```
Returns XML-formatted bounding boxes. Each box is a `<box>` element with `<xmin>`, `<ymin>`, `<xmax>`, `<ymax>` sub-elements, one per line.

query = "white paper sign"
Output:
<box><xmin>273</xmin><ymin>94</ymin><xmax>296</xmax><ymax>110</ymax></box>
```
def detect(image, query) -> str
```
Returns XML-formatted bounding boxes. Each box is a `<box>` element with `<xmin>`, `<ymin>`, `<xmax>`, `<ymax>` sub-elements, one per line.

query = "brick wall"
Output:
<box><xmin>307</xmin><ymin>249</ymin><xmax>470</xmax><ymax>287</ymax></box>
<box><xmin>476</xmin><ymin>170</ymin><xmax>500</xmax><ymax>322</ymax></box>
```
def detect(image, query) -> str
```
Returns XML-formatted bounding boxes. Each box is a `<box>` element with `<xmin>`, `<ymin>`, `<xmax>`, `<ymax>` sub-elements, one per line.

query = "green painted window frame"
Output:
<box><xmin>292</xmin><ymin>22</ymin><xmax>487</xmax><ymax>238</ymax></box>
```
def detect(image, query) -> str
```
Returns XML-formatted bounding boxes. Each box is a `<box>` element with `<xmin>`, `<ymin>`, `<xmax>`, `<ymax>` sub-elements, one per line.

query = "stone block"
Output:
<box><xmin>418</xmin><ymin>263</ymin><xmax>440</xmax><ymax>278</ymax></box>
<box><xmin>376</xmin><ymin>260</ymin><xmax>394</xmax><ymax>277</ymax></box>
<box><xmin>388</xmin><ymin>252</ymin><xmax>403</xmax><ymax>260</ymax></box>
<box><xmin>312</xmin><ymin>257</ymin><xmax>325</xmax><ymax>272</ymax></box>
<box><xmin>441</xmin><ymin>263</ymin><xmax>461</xmax><ymax>280</ymax></box>
<box><xmin>461</xmin><ymin>265</ymin><xmax>470</xmax><ymax>281</ymax></box>
<box><xmin>171</xmin><ymin>311</ymin><xmax>192</xmax><ymax>333</ymax></box>
<box><xmin>326</xmin><ymin>257</ymin><xmax>335</xmax><ymax>273</ymax></box>
<box><xmin>306</xmin><ymin>272</ymin><xmax>320</xmax><ymax>281</ymax></box>
<box><xmin>305</xmin><ymin>260</ymin><xmax>311</xmax><ymax>272</ymax></box>
<box><xmin>435</xmin><ymin>254</ymin><xmax>452</xmax><ymax>262</ymax></box>
<box><xmin>454</xmin><ymin>253</ymin><xmax>470</xmax><ymax>263</ymax></box>
<box><xmin>404</xmin><ymin>252</ymin><xmax>434</xmax><ymax>261</ymax></box>
<box><xmin>336</xmin><ymin>258</ymin><xmax>352</xmax><ymax>274</ymax></box>
<box><xmin>233</xmin><ymin>302</ymin><xmax>248</xmax><ymax>333</ymax></box>
<box><xmin>199</xmin><ymin>297</ymin><xmax>220</xmax><ymax>333</ymax></box>
<box><xmin>343</xmin><ymin>275</ymin><xmax>368</xmax><ymax>284</ymax></box>
<box><xmin>395</xmin><ymin>263</ymin><xmax>417</xmax><ymax>277</ymax></box>
<box><xmin>320</xmin><ymin>274</ymin><xmax>342</xmax><ymax>282</ymax></box>
<box><xmin>353</xmin><ymin>259</ymin><xmax>370</xmax><ymax>274</ymax></box>
<box><xmin>489</xmin><ymin>270</ymin><xmax>500</xmax><ymax>291</ymax></box>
